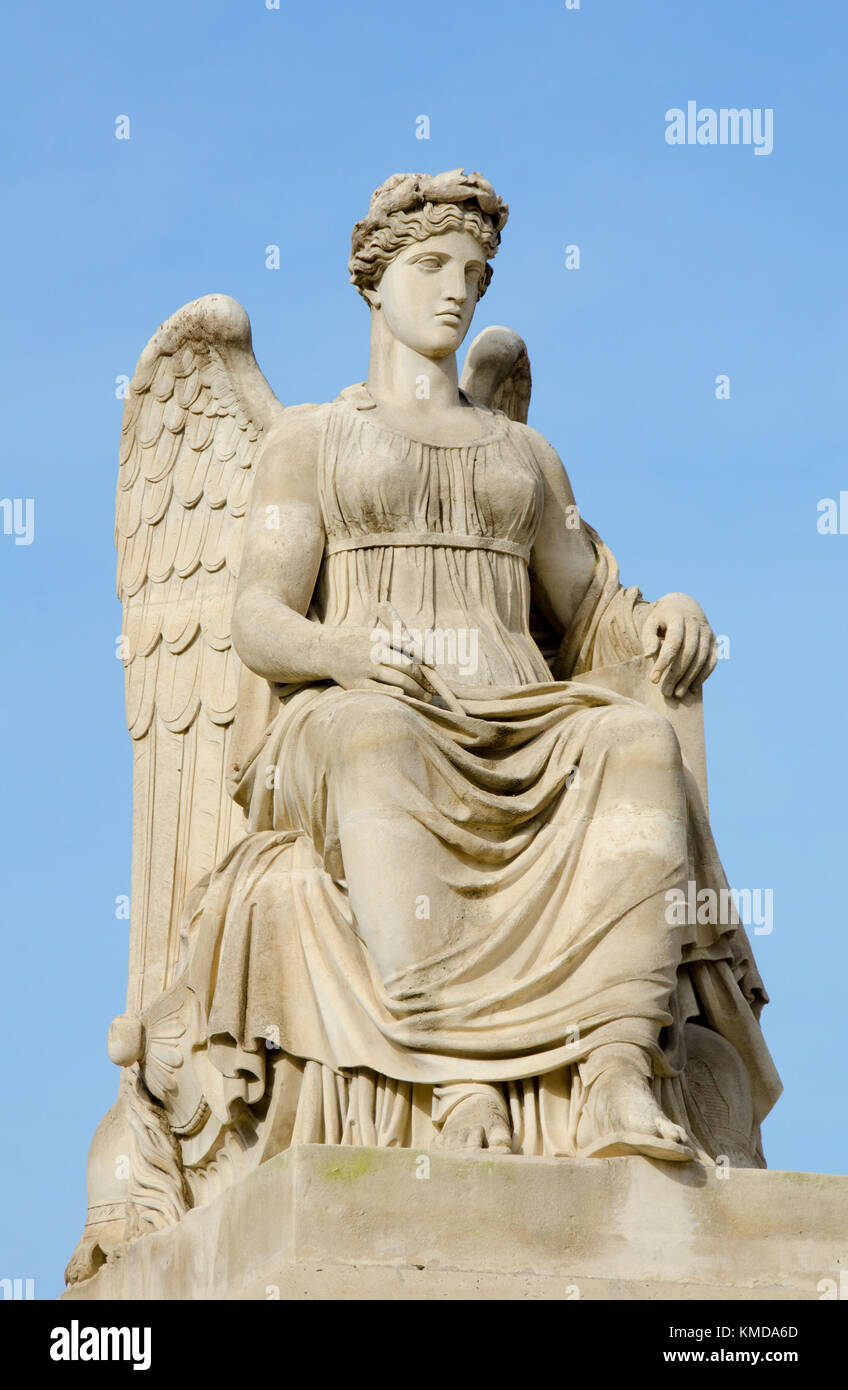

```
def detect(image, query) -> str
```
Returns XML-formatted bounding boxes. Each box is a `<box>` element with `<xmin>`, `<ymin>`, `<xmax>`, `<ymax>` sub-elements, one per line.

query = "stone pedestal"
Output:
<box><xmin>62</xmin><ymin>1146</ymin><xmax>847</xmax><ymax>1301</ymax></box>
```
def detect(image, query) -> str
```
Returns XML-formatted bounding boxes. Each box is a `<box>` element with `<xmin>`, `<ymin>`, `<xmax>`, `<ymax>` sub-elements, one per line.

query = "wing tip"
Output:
<box><xmin>131</xmin><ymin>295</ymin><xmax>251</xmax><ymax>392</ymax></box>
<box><xmin>460</xmin><ymin>325</ymin><xmax>531</xmax><ymax>421</ymax></box>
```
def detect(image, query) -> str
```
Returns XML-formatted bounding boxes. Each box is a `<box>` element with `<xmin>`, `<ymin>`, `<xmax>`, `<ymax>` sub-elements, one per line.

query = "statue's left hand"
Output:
<box><xmin>641</xmin><ymin>593</ymin><xmax>718</xmax><ymax>699</ymax></box>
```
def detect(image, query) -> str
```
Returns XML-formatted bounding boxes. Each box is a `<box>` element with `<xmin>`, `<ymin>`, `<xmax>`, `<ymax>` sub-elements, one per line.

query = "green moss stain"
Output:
<box><xmin>320</xmin><ymin>1151</ymin><xmax>384</xmax><ymax>1183</ymax></box>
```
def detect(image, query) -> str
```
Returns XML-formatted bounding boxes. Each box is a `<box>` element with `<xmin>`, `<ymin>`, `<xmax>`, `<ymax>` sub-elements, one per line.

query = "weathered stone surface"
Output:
<box><xmin>63</xmin><ymin>1147</ymin><xmax>847</xmax><ymax>1301</ymax></box>
<box><xmin>66</xmin><ymin>169</ymin><xmax>787</xmax><ymax>1294</ymax></box>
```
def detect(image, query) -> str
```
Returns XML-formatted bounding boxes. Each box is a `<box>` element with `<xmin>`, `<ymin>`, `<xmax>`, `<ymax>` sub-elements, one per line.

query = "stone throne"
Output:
<box><xmin>64</xmin><ymin>293</ymin><xmax>782</xmax><ymax>1299</ymax></box>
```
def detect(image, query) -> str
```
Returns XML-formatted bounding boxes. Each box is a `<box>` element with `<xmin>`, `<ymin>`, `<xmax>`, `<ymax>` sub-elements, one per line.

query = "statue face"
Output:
<box><xmin>375</xmin><ymin>229</ymin><xmax>486</xmax><ymax>359</ymax></box>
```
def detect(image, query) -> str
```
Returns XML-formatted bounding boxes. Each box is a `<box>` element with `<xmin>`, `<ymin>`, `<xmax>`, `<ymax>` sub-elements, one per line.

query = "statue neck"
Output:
<box><xmin>365</xmin><ymin>313</ymin><xmax>461</xmax><ymax>416</ymax></box>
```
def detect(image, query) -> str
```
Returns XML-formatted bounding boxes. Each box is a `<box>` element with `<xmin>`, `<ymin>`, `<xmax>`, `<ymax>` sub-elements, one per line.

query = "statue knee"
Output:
<box><xmin>588</xmin><ymin>704</ymin><xmax>682</xmax><ymax>773</ymax></box>
<box><xmin>331</xmin><ymin>692</ymin><xmax>419</xmax><ymax>765</ymax></box>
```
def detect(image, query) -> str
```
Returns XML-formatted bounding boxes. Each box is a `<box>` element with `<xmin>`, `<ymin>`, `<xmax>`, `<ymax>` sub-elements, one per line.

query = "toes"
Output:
<box><xmin>434</xmin><ymin>1103</ymin><xmax>513</xmax><ymax>1154</ymax></box>
<box><xmin>436</xmin><ymin>1125</ymin><xmax>486</xmax><ymax>1151</ymax></box>
<box><xmin>657</xmin><ymin>1116</ymin><xmax>690</xmax><ymax>1145</ymax></box>
<box><xmin>488</xmin><ymin>1121</ymin><xmax>513</xmax><ymax>1153</ymax></box>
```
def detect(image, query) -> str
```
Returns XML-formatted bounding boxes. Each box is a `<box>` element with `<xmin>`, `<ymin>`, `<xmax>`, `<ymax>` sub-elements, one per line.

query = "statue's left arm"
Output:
<box><xmin>525</xmin><ymin>426</ymin><xmax>718</xmax><ymax>696</ymax></box>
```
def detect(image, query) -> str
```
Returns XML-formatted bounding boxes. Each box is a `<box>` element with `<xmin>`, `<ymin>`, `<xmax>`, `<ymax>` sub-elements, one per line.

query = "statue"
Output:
<box><xmin>66</xmin><ymin>169</ymin><xmax>782</xmax><ymax>1286</ymax></box>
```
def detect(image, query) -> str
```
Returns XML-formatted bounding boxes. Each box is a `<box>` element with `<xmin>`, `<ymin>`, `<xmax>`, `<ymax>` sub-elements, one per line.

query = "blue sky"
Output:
<box><xmin>1</xmin><ymin>0</ymin><xmax>846</xmax><ymax>1298</ymax></box>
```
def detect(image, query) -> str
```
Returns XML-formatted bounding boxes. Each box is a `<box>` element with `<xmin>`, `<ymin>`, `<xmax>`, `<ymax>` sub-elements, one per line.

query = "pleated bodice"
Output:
<box><xmin>312</xmin><ymin>391</ymin><xmax>552</xmax><ymax>687</ymax></box>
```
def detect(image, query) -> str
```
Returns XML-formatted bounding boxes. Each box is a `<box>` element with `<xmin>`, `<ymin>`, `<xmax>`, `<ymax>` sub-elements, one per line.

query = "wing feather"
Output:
<box><xmin>121</xmin><ymin>525</ymin><xmax>153</xmax><ymax>598</ymax></box>
<box><xmin>126</xmin><ymin>646</ymin><xmax>159</xmax><ymax>741</ymax></box>
<box><xmin>460</xmin><ymin>325</ymin><xmax>532</xmax><ymax>424</ymax></box>
<box><xmin>117</xmin><ymin>473</ymin><xmax>144</xmax><ymax>539</ymax></box>
<box><xmin>141</xmin><ymin>474</ymin><xmax>173</xmax><ymax>527</ymax></box>
<box><xmin>149</xmin><ymin>499</ymin><xmax>188</xmax><ymax>583</ymax></box>
<box><xmin>116</xmin><ymin>294</ymin><xmax>284</xmax><ymax>1010</ymax></box>
<box><xmin>227</xmin><ymin>462</ymin><xmax>253</xmax><ymax>517</ymax></box>
<box><xmin>200</xmin><ymin>641</ymin><xmax>239</xmax><ymax>724</ymax></box>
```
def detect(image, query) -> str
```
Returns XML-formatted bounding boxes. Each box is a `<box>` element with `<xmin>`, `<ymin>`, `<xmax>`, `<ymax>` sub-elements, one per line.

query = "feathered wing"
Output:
<box><xmin>116</xmin><ymin>295</ymin><xmax>284</xmax><ymax>1013</ymax></box>
<box><xmin>460</xmin><ymin>325</ymin><xmax>531</xmax><ymax>423</ymax></box>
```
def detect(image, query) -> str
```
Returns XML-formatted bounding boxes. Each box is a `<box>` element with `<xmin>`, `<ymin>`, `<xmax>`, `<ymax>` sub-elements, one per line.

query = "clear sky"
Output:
<box><xmin>1</xmin><ymin>0</ymin><xmax>846</xmax><ymax>1299</ymax></box>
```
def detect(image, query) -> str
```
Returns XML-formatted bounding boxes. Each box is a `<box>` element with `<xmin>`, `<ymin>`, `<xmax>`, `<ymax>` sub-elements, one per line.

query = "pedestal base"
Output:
<box><xmin>62</xmin><ymin>1146</ymin><xmax>847</xmax><ymax>1301</ymax></box>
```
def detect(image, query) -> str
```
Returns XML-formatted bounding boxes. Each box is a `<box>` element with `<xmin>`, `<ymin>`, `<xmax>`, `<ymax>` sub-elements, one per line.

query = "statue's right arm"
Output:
<box><xmin>232</xmin><ymin>406</ymin><xmax>430</xmax><ymax>698</ymax></box>
<box><xmin>232</xmin><ymin>406</ymin><xmax>334</xmax><ymax>685</ymax></box>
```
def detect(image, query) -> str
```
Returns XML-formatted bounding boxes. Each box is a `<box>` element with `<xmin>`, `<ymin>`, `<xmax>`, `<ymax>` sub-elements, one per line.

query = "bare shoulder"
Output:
<box><xmin>260</xmin><ymin>400</ymin><xmax>333</xmax><ymax>462</ymax></box>
<box><xmin>505</xmin><ymin>418</ymin><xmax>576</xmax><ymax>501</ymax></box>
<box><xmin>507</xmin><ymin>419</ymin><xmax>564</xmax><ymax>470</ymax></box>
<box><xmin>253</xmin><ymin>401</ymin><xmax>334</xmax><ymax>501</ymax></box>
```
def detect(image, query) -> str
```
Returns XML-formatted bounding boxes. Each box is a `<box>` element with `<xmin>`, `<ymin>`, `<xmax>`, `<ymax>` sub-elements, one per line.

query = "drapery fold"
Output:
<box><xmin>177</xmin><ymin>398</ymin><xmax>780</xmax><ymax>1167</ymax></box>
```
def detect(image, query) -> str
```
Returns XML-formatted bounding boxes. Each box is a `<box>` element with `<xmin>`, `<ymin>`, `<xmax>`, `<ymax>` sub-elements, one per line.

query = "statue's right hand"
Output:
<box><xmin>322</xmin><ymin>627</ymin><xmax>434</xmax><ymax>701</ymax></box>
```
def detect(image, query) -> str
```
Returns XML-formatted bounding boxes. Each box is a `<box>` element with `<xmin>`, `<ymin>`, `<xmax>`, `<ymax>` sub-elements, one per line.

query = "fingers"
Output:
<box><xmin>674</xmin><ymin>625</ymin><xmax>712</xmax><ymax>697</ymax></box>
<box><xmin>650</xmin><ymin>614</ymin><xmax>684</xmax><ymax>688</ymax></box>
<box><xmin>357</xmin><ymin>676</ymin><xmax>431</xmax><ymax>700</ymax></box>
<box><xmin>372</xmin><ymin>650</ymin><xmax>436</xmax><ymax>695</ymax></box>
<box><xmin>373</xmin><ymin>641</ymin><xmax>422</xmax><ymax>669</ymax></box>
<box><xmin>666</xmin><ymin>619</ymin><xmax>704</xmax><ymax>698</ymax></box>
<box><xmin>372</xmin><ymin>662</ymin><xmax>434</xmax><ymax>699</ymax></box>
<box><xmin>672</xmin><ymin>617</ymin><xmax>704</xmax><ymax>696</ymax></box>
<box><xmin>372</xmin><ymin>645</ymin><xmax>425</xmax><ymax>682</ymax></box>
<box><xmin>667</xmin><ymin>617</ymin><xmax>700</xmax><ymax>695</ymax></box>
<box><xmin>691</xmin><ymin>633</ymin><xmax>719</xmax><ymax>693</ymax></box>
<box><xmin>659</xmin><ymin>623</ymin><xmax>720</xmax><ymax>699</ymax></box>
<box><xmin>642</xmin><ymin>622</ymin><xmax>662</xmax><ymax>660</ymax></box>
<box><xmin>380</xmin><ymin>633</ymin><xmax>420</xmax><ymax>663</ymax></box>
<box><xmin>653</xmin><ymin>616</ymin><xmax>717</xmax><ymax>699</ymax></box>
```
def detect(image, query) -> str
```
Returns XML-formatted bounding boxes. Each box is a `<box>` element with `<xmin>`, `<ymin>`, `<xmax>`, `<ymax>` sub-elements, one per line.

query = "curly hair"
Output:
<box><xmin>349</xmin><ymin>169</ymin><xmax>508</xmax><ymax>303</ymax></box>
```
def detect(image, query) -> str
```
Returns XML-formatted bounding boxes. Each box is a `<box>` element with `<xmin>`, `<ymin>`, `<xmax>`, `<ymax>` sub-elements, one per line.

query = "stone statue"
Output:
<box><xmin>66</xmin><ymin>169</ymin><xmax>781</xmax><ymax>1286</ymax></box>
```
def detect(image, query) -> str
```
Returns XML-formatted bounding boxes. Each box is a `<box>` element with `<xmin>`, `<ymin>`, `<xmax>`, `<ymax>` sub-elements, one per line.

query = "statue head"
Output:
<box><xmin>349</xmin><ymin>169</ymin><xmax>508</xmax><ymax>359</ymax></box>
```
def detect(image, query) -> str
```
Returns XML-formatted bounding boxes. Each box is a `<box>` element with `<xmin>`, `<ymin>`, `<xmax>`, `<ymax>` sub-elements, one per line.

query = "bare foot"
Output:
<box><xmin>578</xmin><ymin>1063</ymin><xmax>693</xmax><ymax>1161</ymax></box>
<box><xmin>434</xmin><ymin>1092</ymin><xmax>512</xmax><ymax>1153</ymax></box>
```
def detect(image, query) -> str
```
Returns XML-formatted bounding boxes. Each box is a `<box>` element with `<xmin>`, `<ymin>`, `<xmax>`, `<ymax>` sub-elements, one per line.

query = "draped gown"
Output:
<box><xmin>183</xmin><ymin>386</ymin><xmax>781</xmax><ymax>1160</ymax></box>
